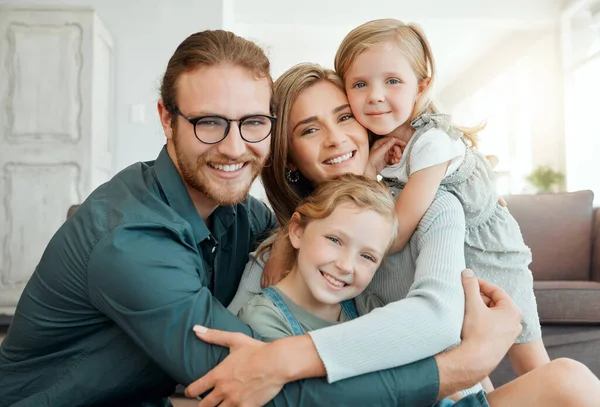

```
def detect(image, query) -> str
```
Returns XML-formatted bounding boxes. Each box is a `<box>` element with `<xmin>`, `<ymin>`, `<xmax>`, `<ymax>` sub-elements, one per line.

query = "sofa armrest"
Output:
<box><xmin>593</xmin><ymin>208</ymin><xmax>600</xmax><ymax>282</ymax></box>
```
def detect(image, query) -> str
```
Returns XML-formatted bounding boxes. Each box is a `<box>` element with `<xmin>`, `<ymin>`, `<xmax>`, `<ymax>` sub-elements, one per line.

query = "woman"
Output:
<box><xmin>221</xmin><ymin>63</ymin><xmax>600</xmax><ymax>406</ymax></box>
<box><xmin>231</xmin><ymin>62</ymin><xmax>468</xmax><ymax>384</ymax></box>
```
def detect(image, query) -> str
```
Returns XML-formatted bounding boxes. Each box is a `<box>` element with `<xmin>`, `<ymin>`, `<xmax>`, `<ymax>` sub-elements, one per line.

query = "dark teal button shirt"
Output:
<box><xmin>0</xmin><ymin>147</ymin><xmax>439</xmax><ymax>407</ymax></box>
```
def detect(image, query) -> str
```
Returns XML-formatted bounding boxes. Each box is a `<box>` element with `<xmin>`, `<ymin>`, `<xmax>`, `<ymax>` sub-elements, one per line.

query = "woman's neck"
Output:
<box><xmin>388</xmin><ymin>121</ymin><xmax>415</xmax><ymax>144</ymax></box>
<box><xmin>276</xmin><ymin>268</ymin><xmax>342</xmax><ymax>322</ymax></box>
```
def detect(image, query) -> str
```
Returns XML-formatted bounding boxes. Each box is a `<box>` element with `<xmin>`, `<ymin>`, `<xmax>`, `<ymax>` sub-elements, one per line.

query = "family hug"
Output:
<box><xmin>1</xmin><ymin>18</ymin><xmax>599</xmax><ymax>407</ymax></box>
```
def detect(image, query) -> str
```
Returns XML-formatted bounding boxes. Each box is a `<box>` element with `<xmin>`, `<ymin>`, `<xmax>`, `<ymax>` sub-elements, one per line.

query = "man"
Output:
<box><xmin>0</xmin><ymin>30</ymin><xmax>526</xmax><ymax>406</ymax></box>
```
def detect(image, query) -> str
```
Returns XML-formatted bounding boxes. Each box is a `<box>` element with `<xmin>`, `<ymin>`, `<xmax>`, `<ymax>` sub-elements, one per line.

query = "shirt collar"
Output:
<box><xmin>154</xmin><ymin>146</ymin><xmax>210</xmax><ymax>244</ymax></box>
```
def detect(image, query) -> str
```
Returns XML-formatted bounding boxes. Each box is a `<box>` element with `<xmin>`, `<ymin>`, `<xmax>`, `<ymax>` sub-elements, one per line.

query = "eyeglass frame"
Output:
<box><xmin>172</xmin><ymin>107</ymin><xmax>277</xmax><ymax>145</ymax></box>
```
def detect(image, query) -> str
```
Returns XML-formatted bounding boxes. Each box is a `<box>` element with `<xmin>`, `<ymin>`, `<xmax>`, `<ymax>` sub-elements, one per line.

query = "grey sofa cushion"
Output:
<box><xmin>534</xmin><ymin>280</ymin><xmax>600</xmax><ymax>324</ymax></box>
<box><xmin>593</xmin><ymin>208</ymin><xmax>600</xmax><ymax>282</ymax></box>
<box><xmin>505</xmin><ymin>191</ymin><xmax>594</xmax><ymax>281</ymax></box>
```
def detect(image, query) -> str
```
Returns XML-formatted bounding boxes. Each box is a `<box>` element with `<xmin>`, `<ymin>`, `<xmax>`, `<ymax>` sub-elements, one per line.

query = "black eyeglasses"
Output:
<box><xmin>173</xmin><ymin>107</ymin><xmax>276</xmax><ymax>145</ymax></box>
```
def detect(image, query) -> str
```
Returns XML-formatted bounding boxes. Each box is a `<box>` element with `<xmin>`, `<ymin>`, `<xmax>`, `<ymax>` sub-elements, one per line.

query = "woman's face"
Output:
<box><xmin>287</xmin><ymin>81</ymin><xmax>370</xmax><ymax>186</ymax></box>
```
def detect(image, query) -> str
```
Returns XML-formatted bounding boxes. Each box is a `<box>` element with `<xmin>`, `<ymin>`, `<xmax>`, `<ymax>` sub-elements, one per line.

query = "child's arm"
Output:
<box><xmin>508</xmin><ymin>340</ymin><xmax>550</xmax><ymax>376</ymax></box>
<box><xmin>389</xmin><ymin>161</ymin><xmax>450</xmax><ymax>253</ymax></box>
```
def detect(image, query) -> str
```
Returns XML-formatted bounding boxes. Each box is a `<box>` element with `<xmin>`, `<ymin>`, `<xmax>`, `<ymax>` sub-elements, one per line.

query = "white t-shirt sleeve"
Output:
<box><xmin>408</xmin><ymin>128</ymin><xmax>465</xmax><ymax>177</ymax></box>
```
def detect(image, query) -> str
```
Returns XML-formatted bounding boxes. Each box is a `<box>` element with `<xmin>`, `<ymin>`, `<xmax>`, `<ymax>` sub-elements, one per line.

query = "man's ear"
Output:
<box><xmin>158</xmin><ymin>99</ymin><xmax>174</xmax><ymax>141</ymax></box>
<box><xmin>288</xmin><ymin>212</ymin><xmax>304</xmax><ymax>249</ymax></box>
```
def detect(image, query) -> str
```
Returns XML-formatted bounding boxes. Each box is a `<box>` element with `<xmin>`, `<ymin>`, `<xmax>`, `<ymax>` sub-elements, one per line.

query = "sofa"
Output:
<box><xmin>490</xmin><ymin>190</ymin><xmax>600</xmax><ymax>385</ymax></box>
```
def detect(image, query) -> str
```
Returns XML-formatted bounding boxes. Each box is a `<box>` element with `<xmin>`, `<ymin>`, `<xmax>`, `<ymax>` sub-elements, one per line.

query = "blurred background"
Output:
<box><xmin>2</xmin><ymin>0</ymin><xmax>598</xmax><ymax>197</ymax></box>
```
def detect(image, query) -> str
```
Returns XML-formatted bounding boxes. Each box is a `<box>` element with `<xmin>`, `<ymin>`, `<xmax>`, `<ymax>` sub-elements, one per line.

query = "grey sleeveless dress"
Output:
<box><xmin>383</xmin><ymin>114</ymin><xmax>541</xmax><ymax>343</ymax></box>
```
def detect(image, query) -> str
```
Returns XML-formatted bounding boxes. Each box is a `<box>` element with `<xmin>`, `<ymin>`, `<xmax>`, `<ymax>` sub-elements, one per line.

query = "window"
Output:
<box><xmin>451</xmin><ymin>58</ymin><xmax>533</xmax><ymax>195</ymax></box>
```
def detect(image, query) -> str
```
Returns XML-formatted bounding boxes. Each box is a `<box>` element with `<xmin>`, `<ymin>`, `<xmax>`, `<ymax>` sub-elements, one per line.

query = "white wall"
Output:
<box><xmin>440</xmin><ymin>28</ymin><xmax>566</xmax><ymax>175</ymax></box>
<box><xmin>0</xmin><ymin>0</ymin><xmax>229</xmax><ymax>173</ymax></box>
<box><xmin>238</xmin><ymin>21</ymin><xmax>531</xmax><ymax>89</ymax></box>
<box><xmin>1</xmin><ymin>0</ymin><xmax>572</xmax><ymax>187</ymax></box>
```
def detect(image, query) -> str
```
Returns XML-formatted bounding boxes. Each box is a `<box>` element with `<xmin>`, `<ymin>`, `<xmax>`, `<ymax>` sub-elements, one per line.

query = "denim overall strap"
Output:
<box><xmin>261</xmin><ymin>287</ymin><xmax>305</xmax><ymax>335</ymax></box>
<box><xmin>340</xmin><ymin>299</ymin><xmax>359</xmax><ymax>320</ymax></box>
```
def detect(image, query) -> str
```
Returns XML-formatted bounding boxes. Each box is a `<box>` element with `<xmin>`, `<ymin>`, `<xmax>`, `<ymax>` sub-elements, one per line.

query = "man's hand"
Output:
<box><xmin>435</xmin><ymin>269</ymin><xmax>522</xmax><ymax>399</ymax></box>
<box><xmin>365</xmin><ymin>137</ymin><xmax>406</xmax><ymax>179</ymax></box>
<box><xmin>186</xmin><ymin>327</ymin><xmax>325</xmax><ymax>407</ymax></box>
<box><xmin>185</xmin><ymin>326</ymin><xmax>284</xmax><ymax>407</ymax></box>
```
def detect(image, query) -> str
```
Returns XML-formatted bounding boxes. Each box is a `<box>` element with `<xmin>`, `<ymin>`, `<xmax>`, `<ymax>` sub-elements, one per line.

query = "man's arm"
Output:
<box><xmin>87</xmin><ymin>225</ymin><xmax>441</xmax><ymax>406</ymax></box>
<box><xmin>87</xmin><ymin>225</ymin><xmax>256</xmax><ymax>386</ymax></box>
<box><xmin>186</xmin><ymin>270</ymin><xmax>522</xmax><ymax>406</ymax></box>
<box><xmin>187</xmin><ymin>330</ymin><xmax>440</xmax><ymax>407</ymax></box>
<box><xmin>435</xmin><ymin>270</ymin><xmax>523</xmax><ymax>399</ymax></box>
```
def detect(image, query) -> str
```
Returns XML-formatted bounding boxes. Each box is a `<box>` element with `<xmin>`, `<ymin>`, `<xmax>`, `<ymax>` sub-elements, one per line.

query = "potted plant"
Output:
<box><xmin>526</xmin><ymin>166</ymin><xmax>565</xmax><ymax>193</ymax></box>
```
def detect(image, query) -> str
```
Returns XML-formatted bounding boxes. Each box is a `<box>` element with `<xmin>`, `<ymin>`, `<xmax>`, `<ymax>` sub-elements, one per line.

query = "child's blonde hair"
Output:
<box><xmin>334</xmin><ymin>18</ymin><xmax>483</xmax><ymax>148</ymax></box>
<box><xmin>257</xmin><ymin>174</ymin><xmax>399</xmax><ymax>270</ymax></box>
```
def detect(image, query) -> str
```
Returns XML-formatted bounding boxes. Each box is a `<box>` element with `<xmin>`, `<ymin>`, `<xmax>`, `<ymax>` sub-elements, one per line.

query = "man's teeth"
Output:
<box><xmin>325</xmin><ymin>152</ymin><xmax>353</xmax><ymax>165</ymax></box>
<box><xmin>209</xmin><ymin>163</ymin><xmax>244</xmax><ymax>172</ymax></box>
<box><xmin>323</xmin><ymin>273</ymin><xmax>345</xmax><ymax>287</ymax></box>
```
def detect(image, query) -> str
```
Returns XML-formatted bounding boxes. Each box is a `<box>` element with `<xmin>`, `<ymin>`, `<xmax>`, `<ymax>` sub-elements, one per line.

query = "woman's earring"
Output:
<box><xmin>285</xmin><ymin>168</ymin><xmax>299</xmax><ymax>183</ymax></box>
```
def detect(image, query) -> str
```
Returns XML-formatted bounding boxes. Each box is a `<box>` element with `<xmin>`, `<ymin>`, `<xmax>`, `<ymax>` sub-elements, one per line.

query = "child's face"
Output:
<box><xmin>344</xmin><ymin>41</ymin><xmax>422</xmax><ymax>136</ymax></box>
<box><xmin>289</xmin><ymin>202</ymin><xmax>393</xmax><ymax>305</ymax></box>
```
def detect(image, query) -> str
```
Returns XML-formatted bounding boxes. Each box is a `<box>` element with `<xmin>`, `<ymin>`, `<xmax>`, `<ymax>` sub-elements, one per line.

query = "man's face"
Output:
<box><xmin>161</xmin><ymin>64</ymin><xmax>272</xmax><ymax>207</ymax></box>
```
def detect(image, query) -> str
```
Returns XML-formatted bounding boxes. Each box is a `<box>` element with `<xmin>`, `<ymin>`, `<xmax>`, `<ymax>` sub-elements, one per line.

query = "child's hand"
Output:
<box><xmin>365</xmin><ymin>137</ymin><xmax>406</xmax><ymax>179</ymax></box>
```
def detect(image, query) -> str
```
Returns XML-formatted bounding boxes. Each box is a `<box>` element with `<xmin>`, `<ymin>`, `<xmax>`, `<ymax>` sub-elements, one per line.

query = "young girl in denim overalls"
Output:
<box><xmin>237</xmin><ymin>174</ymin><xmax>397</xmax><ymax>342</ymax></box>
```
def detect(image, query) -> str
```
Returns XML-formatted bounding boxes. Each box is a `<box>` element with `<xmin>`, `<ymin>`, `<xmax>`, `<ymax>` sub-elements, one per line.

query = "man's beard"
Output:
<box><xmin>173</xmin><ymin>132</ymin><xmax>265</xmax><ymax>206</ymax></box>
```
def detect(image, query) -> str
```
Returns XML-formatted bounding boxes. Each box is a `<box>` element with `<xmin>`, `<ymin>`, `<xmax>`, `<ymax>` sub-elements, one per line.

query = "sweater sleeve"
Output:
<box><xmin>227</xmin><ymin>251</ymin><xmax>266</xmax><ymax>315</ymax></box>
<box><xmin>308</xmin><ymin>192</ymin><xmax>466</xmax><ymax>382</ymax></box>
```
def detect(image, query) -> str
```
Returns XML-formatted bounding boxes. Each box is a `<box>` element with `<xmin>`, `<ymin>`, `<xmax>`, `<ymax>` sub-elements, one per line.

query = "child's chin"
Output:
<box><xmin>314</xmin><ymin>291</ymin><xmax>347</xmax><ymax>304</ymax></box>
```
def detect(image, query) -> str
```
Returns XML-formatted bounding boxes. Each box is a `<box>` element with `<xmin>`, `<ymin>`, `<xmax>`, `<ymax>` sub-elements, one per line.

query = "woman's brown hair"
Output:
<box><xmin>261</xmin><ymin>63</ymin><xmax>346</xmax><ymax>227</ymax></box>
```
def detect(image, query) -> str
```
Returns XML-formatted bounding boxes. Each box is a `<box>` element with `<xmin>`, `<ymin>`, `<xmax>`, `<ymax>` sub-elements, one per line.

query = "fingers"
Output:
<box><xmin>371</xmin><ymin>137</ymin><xmax>406</xmax><ymax>152</ymax></box>
<box><xmin>371</xmin><ymin>136</ymin><xmax>396</xmax><ymax>151</ymax></box>
<box><xmin>197</xmin><ymin>390</ymin><xmax>225</xmax><ymax>407</ymax></box>
<box><xmin>480</xmin><ymin>293</ymin><xmax>493</xmax><ymax>307</ymax></box>
<box><xmin>476</xmin><ymin>278</ymin><xmax>513</xmax><ymax>308</ymax></box>
<box><xmin>185</xmin><ymin>374</ymin><xmax>215</xmax><ymax>399</ymax></box>
<box><xmin>192</xmin><ymin>326</ymin><xmax>251</xmax><ymax>348</ymax></box>
<box><xmin>498</xmin><ymin>196</ymin><xmax>507</xmax><ymax>207</ymax></box>
<box><xmin>461</xmin><ymin>269</ymin><xmax>483</xmax><ymax>309</ymax></box>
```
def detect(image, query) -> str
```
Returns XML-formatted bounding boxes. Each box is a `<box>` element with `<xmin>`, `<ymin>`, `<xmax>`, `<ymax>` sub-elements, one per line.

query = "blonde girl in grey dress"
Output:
<box><xmin>335</xmin><ymin>18</ymin><xmax>550</xmax><ymax>383</ymax></box>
